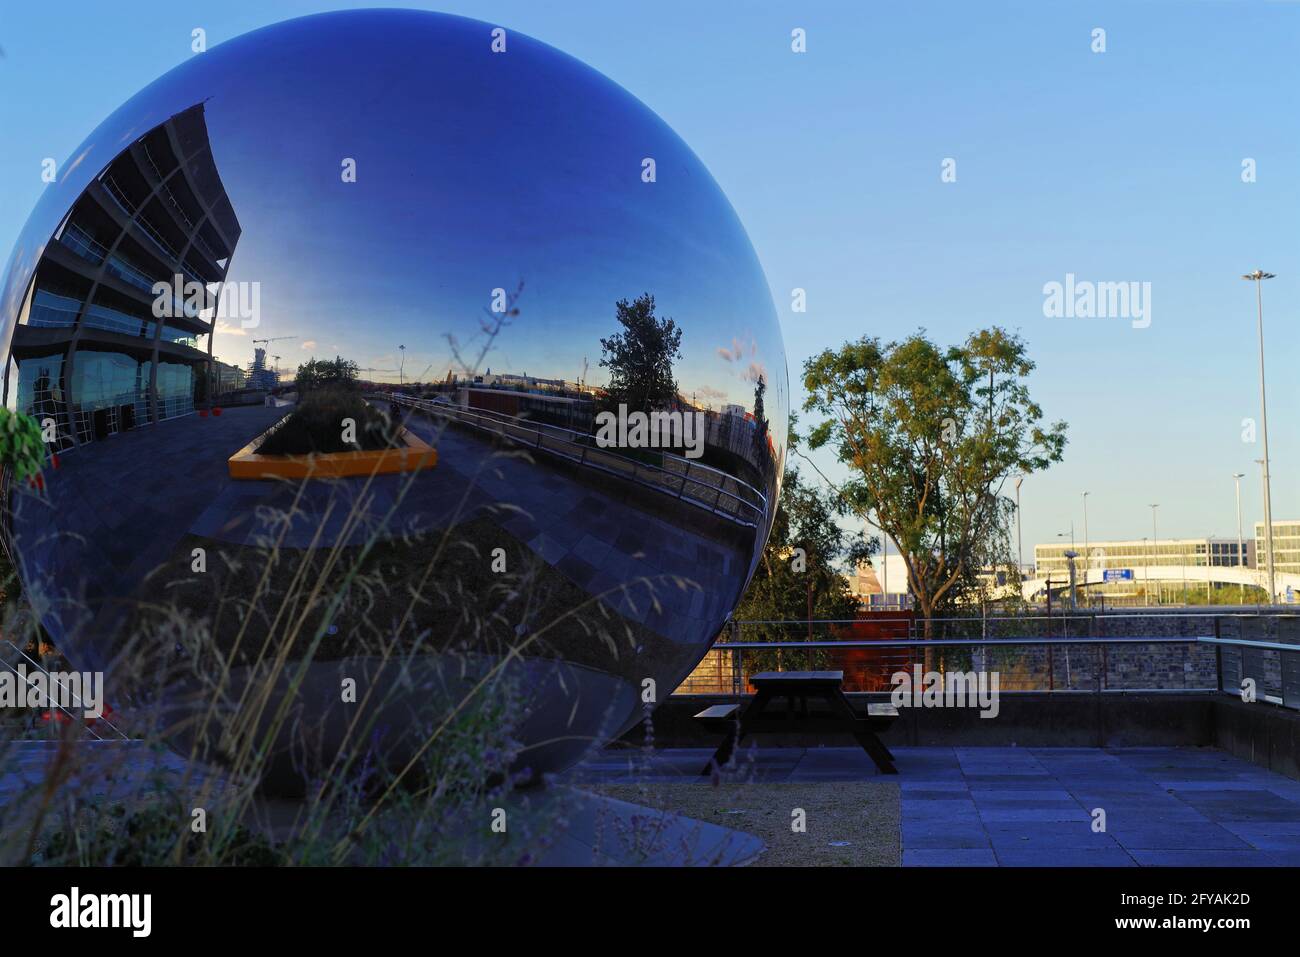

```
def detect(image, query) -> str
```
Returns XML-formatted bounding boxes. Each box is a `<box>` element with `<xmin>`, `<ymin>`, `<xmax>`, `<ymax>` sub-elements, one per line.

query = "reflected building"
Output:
<box><xmin>244</xmin><ymin>346</ymin><xmax>279</xmax><ymax>392</ymax></box>
<box><xmin>3</xmin><ymin>104</ymin><xmax>240</xmax><ymax>449</ymax></box>
<box><xmin>213</xmin><ymin>358</ymin><xmax>246</xmax><ymax>394</ymax></box>
<box><xmin>0</xmin><ymin>10</ymin><xmax>787</xmax><ymax>793</ymax></box>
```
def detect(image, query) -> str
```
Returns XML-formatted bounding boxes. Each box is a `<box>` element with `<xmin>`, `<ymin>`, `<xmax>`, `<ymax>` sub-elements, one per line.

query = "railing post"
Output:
<box><xmin>1214</xmin><ymin>615</ymin><xmax>1223</xmax><ymax>693</ymax></box>
<box><xmin>730</xmin><ymin>619</ymin><xmax>742</xmax><ymax>698</ymax></box>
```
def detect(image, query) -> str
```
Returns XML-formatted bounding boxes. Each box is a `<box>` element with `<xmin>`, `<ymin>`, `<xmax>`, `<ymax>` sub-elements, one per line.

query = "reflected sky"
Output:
<box><xmin>2</xmin><ymin>9</ymin><xmax>786</xmax><ymax>440</ymax></box>
<box><xmin>0</xmin><ymin>9</ymin><xmax>789</xmax><ymax>778</ymax></box>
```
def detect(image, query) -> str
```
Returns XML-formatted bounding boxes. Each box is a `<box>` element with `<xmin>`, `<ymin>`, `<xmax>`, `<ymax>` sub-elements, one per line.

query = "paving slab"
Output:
<box><xmin>904</xmin><ymin>848</ymin><xmax>998</xmax><ymax>866</ymax></box>
<box><xmin>995</xmin><ymin>847</ymin><xmax>1137</xmax><ymax>867</ymax></box>
<box><xmin>560</xmin><ymin>745</ymin><xmax>1300</xmax><ymax>866</ymax></box>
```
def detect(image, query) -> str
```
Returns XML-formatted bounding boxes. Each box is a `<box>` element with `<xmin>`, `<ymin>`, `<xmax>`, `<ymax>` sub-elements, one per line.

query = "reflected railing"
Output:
<box><xmin>60</xmin><ymin>222</ymin><xmax>165</xmax><ymax>295</ymax></box>
<box><xmin>83</xmin><ymin>303</ymin><xmax>152</xmax><ymax>338</ymax></box>
<box><xmin>101</xmin><ymin>175</ymin><xmax>209</xmax><ymax>287</ymax></box>
<box><xmin>102</xmin><ymin>256</ymin><xmax>157</xmax><ymax>295</ymax></box>
<box><xmin>59</xmin><ymin>223</ymin><xmax>108</xmax><ymax>265</ymax></box>
<box><xmin>375</xmin><ymin>392</ymin><xmax>768</xmax><ymax>527</ymax></box>
<box><xmin>129</xmin><ymin>144</ymin><xmax>225</xmax><ymax>265</ymax></box>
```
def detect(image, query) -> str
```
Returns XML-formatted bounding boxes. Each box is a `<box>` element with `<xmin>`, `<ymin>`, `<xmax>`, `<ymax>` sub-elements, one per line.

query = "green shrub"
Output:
<box><xmin>0</xmin><ymin>409</ymin><xmax>46</xmax><ymax>483</ymax></box>
<box><xmin>257</xmin><ymin>388</ymin><xmax>401</xmax><ymax>455</ymax></box>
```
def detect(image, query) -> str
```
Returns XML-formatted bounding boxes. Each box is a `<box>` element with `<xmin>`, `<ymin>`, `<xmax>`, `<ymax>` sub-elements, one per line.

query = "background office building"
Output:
<box><xmin>1256</xmin><ymin>520</ymin><xmax>1300</xmax><ymax>575</ymax></box>
<box><xmin>3</xmin><ymin>104</ymin><xmax>241</xmax><ymax>450</ymax></box>
<box><xmin>1035</xmin><ymin>536</ymin><xmax>1254</xmax><ymax>601</ymax></box>
<box><xmin>1035</xmin><ymin>537</ymin><xmax>1254</xmax><ymax>577</ymax></box>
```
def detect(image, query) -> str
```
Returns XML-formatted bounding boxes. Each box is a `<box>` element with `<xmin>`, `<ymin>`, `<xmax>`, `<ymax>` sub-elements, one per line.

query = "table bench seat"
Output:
<box><xmin>694</xmin><ymin>671</ymin><xmax>900</xmax><ymax>775</ymax></box>
<box><xmin>693</xmin><ymin>704</ymin><xmax>741</xmax><ymax>726</ymax></box>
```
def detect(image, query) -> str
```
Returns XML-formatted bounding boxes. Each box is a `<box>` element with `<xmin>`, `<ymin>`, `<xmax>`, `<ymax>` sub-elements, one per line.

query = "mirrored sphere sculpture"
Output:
<box><xmin>0</xmin><ymin>9</ymin><xmax>786</xmax><ymax>791</ymax></box>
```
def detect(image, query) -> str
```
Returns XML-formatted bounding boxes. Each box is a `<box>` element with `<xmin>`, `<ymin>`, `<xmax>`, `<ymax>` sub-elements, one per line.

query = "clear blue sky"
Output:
<box><xmin>1</xmin><ymin>1</ymin><xmax>1297</xmax><ymax>554</ymax></box>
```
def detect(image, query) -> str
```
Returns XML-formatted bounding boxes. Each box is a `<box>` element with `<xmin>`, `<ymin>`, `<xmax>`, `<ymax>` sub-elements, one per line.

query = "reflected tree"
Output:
<box><xmin>598</xmin><ymin>293</ymin><xmax>682</xmax><ymax>413</ymax></box>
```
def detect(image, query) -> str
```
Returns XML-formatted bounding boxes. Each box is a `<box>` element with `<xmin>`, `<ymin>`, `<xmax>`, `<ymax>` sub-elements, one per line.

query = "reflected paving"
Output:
<box><xmin>0</xmin><ymin>10</ymin><xmax>788</xmax><ymax>788</ymax></box>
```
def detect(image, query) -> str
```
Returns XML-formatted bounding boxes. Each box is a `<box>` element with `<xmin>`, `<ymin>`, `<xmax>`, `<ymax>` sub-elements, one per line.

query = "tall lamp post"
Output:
<box><xmin>1014</xmin><ymin>476</ymin><xmax>1024</xmax><ymax>579</ymax></box>
<box><xmin>1149</xmin><ymin>504</ymin><xmax>1159</xmax><ymax>606</ymax></box>
<box><xmin>1233</xmin><ymin>472</ymin><xmax>1245</xmax><ymax>605</ymax></box>
<box><xmin>879</xmin><ymin>518</ymin><xmax>888</xmax><ymax>608</ymax></box>
<box><xmin>1242</xmin><ymin>270</ymin><xmax>1276</xmax><ymax>603</ymax></box>
<box><xmin>1142</xmin><ymin>536</ymin><xmax>1150</xmax><ymax>606</ymax></box>
<box><xmin>1058</xmin><ymin>527</ymin><xmax>1076</xmax><ymax>610</ymax></box>
<box><xmin>1256</xmin><ymin>458</ymin><xmax>1269</xmax><ymax>602</ymax></box>
<box><xmin>1082</xmin><ymin>491</ymin><xmax>1090</xmax><ymax>605</ymax></box>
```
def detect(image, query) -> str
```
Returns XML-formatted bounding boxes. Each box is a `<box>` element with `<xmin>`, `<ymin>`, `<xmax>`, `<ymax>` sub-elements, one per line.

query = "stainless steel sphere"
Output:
<box><xmin>0</xmin><ymin>9</ymin><xmax>786</xmax><ymax>791</ymax></box>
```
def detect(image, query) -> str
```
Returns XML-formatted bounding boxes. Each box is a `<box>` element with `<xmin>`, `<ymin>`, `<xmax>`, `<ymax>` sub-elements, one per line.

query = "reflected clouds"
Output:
<box><xmin>0</xmin><ymin>9</ymin><xmax>786</xmax><ymax>787</ymax></box>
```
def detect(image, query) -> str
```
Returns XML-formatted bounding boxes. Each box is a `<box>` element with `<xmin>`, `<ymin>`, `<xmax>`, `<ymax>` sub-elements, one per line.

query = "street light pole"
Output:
<box><xmin>1056</xmin><ymin>527</ymin><xmax>1077</xmax><ymax>610</ymax></box>
<box><xmin>880</xmin><ymin>519</ymin><xmax>888</xmax><ymax>607</ymax></box>
<box><xmin>1256</xmin><ymin>458</ymin><xmax>1268</xmax><ymax>603</ymax></box>
<box><xmin>1082</xmin><ymin>491</ymin><xmax>1090</xmax><ymax>604</ymax></box>
<box><xmin>1150</xmin><ymin>504</ymin><xmax>1159</xmax><ymax>606</ymax></box>
<box><xmin>1142</xmin><ymin>536</ymin><xmax>1150</xmax><ymax>606</ymax></box>
<box><xmin>1233</xmin><ymin>472</ymin><xmax>1245</xmax><ymax>605</ymax></box>
<box><xmin>1242</xmin><ymin>270</ymin><xmax>1276</xmax><ymax>603</ymax></box>
<box><xmin>1014</xmin><ymin>476</ymin><xmax>1024</xmax><ymax>578</ymax></box>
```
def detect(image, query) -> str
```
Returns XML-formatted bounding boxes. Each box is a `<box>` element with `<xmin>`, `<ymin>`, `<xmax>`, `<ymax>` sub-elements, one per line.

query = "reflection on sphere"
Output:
<box><xmin>0</xmin><ymin>10</ymin><xmax>787</xmax><ymax>788</ymax></box>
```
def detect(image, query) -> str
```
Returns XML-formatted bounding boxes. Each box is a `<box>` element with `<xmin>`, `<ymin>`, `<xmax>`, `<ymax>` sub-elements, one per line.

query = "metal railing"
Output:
<box><xmin>101</xmin><ymin>175</ymin><xmax>210</xmax><ymax>287</ymax></box>
<box><xmin>1201</xmin><ymin>633</ymin><xmax>1300</xmax><ymax>709</ymax></box>
<box><xmin>136</xmin><ymin>143</ymin><xmax>225</xmax><ymax>263</ymax></box>
<box><xmin>60</xmin><ymin>222</ymin><xmax>166</xmax><ymax>297</ymax></box>
<box><xmin>375</xmin><ymin>392</ymin><xmax>768</xmax><ymax>527</ymax></box>
<box><xmin>829</xmin><ymin>610</ymin><xmax>1300</xmax><ymax>641</ymax></box>
<box><xmin>59</xmin><ymin>222</ymin><xmax>108</xmax><ymax>265</ymax></box>
<box><xmin>675</xmin><ymin>613</ymin><xmax>1300</xmax><ymax>705</ymax></box>
<box><xmin>684</xmin><ymin>634</ymin><xmax>1219</xmax><ymax>697</ymax></box>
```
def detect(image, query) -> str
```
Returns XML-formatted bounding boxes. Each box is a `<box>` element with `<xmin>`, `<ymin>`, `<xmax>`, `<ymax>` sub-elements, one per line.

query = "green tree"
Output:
<box><xmin>751</xmin><ymin>374</ymin><xmax>770</xmax><ymax>459</ymax></box>
<box><xmin>598</xmin><ymin>293</ymin><xmax>682</xmax><ymax>412</ymax></box>
<box><xmin>802</xmin><ymin>327</ymin><xmax>1066</xmax><ymax>638</ymax></box>
<box><xmin>736</xmin><ymin>423</ymin><xmax>874</xmax><ymax>670</ymax></box>
<box><xmin>296</xmin><ymin>356</ymin><xmax>360</xmax><ymax>393</ymax></box>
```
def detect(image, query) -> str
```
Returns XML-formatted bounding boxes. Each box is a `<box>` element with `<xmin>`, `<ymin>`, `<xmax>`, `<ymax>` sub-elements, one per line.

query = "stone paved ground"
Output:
<box><xmin>8</xmin><ymin>742</ymin><xmax>1299</xmax><ymax>866</ymax></box>
<box><xmin>565</xmin><ymin>745</ymin><xmax>1300</xmax><ymax>866</ymax></box>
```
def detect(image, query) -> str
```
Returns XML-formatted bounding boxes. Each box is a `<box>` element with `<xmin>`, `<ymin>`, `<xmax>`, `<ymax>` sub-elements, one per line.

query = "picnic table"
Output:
<box><xmin>694</xmin><ymin>670</ymin><xmax>898</xmax><ymax>774</ymax></box>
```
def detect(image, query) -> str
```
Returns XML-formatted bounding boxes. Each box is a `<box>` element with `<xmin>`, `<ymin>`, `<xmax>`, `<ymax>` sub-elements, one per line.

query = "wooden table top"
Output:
<box><xmin>749</xmin><ymin>670</ymin><xmax>844</xmax><ymax>686</ymax></box>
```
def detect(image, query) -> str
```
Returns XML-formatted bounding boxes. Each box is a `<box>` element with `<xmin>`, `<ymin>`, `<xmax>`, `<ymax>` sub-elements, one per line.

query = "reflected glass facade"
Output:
<box><xmin>0</xmin><ymin>8</ymin><xmax>788</xmax><ymax>788</ymax></box>
<box><xmin>4</xmin><ymin>102</ymin><xmax>239</xmax><ymax>448</ymax></box>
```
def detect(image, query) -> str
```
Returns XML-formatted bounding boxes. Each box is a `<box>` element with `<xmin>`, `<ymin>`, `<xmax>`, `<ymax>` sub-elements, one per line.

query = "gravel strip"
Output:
<box><xmin>590</xmin><ymin>781</ymin><xmax>901</xmax><ymax>866</ymax></box>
